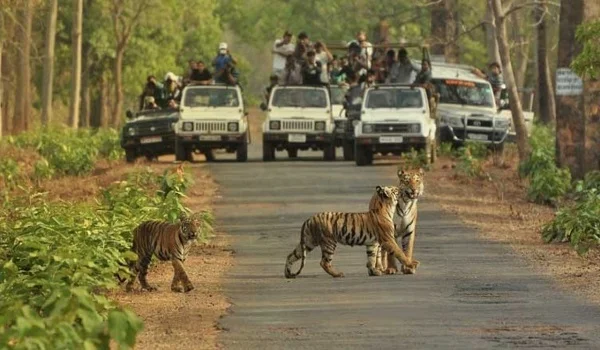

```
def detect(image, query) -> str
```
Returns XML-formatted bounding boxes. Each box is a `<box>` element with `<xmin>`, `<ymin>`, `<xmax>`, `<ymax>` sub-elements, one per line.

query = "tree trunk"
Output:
<box><xmin>491</xmin><ymin>0</ymin><xmax>530</xmax><ymax>162</ymax></box>
<box><xmin>555</xmin><ymin>0</ymin><xmax>585</xmax><ymax>178</ymax></box>
<box><xmin>100</xmin><ymin>75</ymin><xmax>110</xmax><ymax>128</ymax></box>
<box><xmin>0</xmin><ymin>10</ymin><xmax>4</xmax><ymax>140</ymax></box>
<box><xmin>485</xmin><ymin>0</ymin><xmax>501</xmax><ymax>65</ymax></box>
<box><xmin>13</xmin><ymin>1</ymin><xmax>32</xmax><ymax>133</ymax></box>
<box><xmin>68</xmin><ymin>0</ymin><xmax>83</xmax><ymax>128</ymax></box>
<box><xmin>80</xmin><ymin>0</ymin><xmax>93</xmax><ymax>128</ymax></box>
<box><xmin>111</xmin><ymin>48</ymin><xmax>124</xmax><ymax>127</ymax></box>
<box><xmin>581</xmin><ymin>1</ymin><xmax>600</xmax><ymax>175</ymax></box>
<box><xmin>40</xmin><ymin>0</ymin><xmax>58</xmax><ymax>127</ymax></box>
<box><xmin>430</xmin><ymin>0</ymin><xmax>459</xmax><ymax>63</ymax></box>
<box><xmin>535</xmin><ymin>1</ymin><xmax>556</xmax><ymax>124</ymax></box>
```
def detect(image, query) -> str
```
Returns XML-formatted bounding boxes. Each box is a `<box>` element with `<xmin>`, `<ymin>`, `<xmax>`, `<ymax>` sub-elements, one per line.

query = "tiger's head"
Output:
<box><xmin>397</xmin><ymin>168</ymin><xmax>424</xmax><ymax>200</ymax></box>
<box><xmin>179</xmin><ymin>212</ymin><xmax>202</xmax><ymax>241</ymax></box>
<box><xmin>374</xmin><ymin>185</ymin><xmax>400</xmax><ymax>211</ymax></box>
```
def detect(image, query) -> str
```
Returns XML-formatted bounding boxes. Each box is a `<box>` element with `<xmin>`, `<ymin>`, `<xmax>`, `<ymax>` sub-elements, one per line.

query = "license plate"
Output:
<box><xmin>379</xmin><ymin>136</ymin><xmax>403</xmax><ymax>143</ymax></box>
<box><xmin>467</xmin><ymin>133</ymin><xmax>488</xmax><ymax>141</ymax></box>
<box><xmin>288</xmin><ymin>134</ymin><xmax>306</xmax><ymax>143</ymax></box>
<box><xmin>199</xmin><ymin>135</ymin><xmax>221</xmax><ymax>141</ymax></box>
<box><xmin>140</xmin><ymin>136</ymin><xmax>162</xmax><ymax>144</ymax></box>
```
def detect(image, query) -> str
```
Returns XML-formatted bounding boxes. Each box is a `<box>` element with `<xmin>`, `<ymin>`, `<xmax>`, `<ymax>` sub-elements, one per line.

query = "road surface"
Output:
<box><xmin>209</xmin><ymin>145</ymin><xmax>600</xmax><ymax>349</ymax></box>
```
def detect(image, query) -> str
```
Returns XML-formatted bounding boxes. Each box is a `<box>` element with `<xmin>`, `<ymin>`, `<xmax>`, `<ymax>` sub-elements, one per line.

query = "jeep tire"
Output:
<box><xmin>125</xmin><ymin>149</ymin><xmax>136</xmax><ymax>163</ymax></box>
<box><xmin>342</xmin><ymin>140</ymin><xmax>354</xmax><ymax>161</ymax></box>
<box><xmin>323</xmin><ymin>143</ymin><xmax>336</xmax><ymax>161</ymax></box>
<box><xmin>263</xmin><ymin>141</ymin><xmax>275</xmax><ymax>161</ymax></box>
<box><xmin>236</xmin><ymin>141</ymin><xmax>248</xmax><ymax>162</ymax></box>
<box><xmin>355</xmin><ymin>143</ymin><xmax>373</xmax><ymax>166</ymax></box>
<box><xmin>287</xmin><ymin>148</ymin><xmax>298</xmax><ymax>159</ymax></box>
<box><xmin>175</xmin><ymin>139</ymin><xmax>192</xmax><ymax>162</ymax></box>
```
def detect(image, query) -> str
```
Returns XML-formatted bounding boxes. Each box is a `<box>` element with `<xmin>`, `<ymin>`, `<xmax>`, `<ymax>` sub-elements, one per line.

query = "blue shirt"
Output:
<box><xmin>214</xmin><ymin>54</ymin><xmax>232</xmax><ymax>72</ymax></box>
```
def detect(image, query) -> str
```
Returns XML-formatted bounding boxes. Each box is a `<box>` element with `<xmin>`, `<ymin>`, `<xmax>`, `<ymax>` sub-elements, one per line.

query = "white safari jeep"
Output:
<box><xmin>354</xmin><ymin>85</ymin><xmax>436</xmax><ymax>166</ymax></box>
<box><xmin>261</xmin><ymin>85</ymin><xmax>336</xmax><ymax>161</ymax></box>
<box><xmin>429</xmin><ymin>62</ymin><xmax>511</xmax><ymax>149</ymax></box>
<box><xmin>175</xmin><ymin>84</ymin><xmax>249</xmax><ymax>162</ymax></box>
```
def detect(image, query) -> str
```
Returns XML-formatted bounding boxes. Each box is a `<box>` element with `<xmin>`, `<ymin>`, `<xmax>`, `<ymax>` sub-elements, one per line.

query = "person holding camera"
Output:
<box><xmin>139</xmin><ymin>75</ymin><xmax>165</xmax><ymax>110</ymax></box>
<box><xmin>213</xmin><ymin>42</ymin><xmax>239</xmax><ymax>85</ymax></box>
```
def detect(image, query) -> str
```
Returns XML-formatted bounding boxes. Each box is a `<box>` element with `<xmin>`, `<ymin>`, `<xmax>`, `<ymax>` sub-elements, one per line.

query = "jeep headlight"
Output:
<box><xmin>314</xmin><ymin>121</ymin><xmax>326</xmax><ymax>131</ymax></box>
<box><xmin>362</xmin><ymin>123</ymin><xmax>373</xmax><ymax>133</ymax></box>
<box><xmin>227</xmin><ymin>122</ymin><xmax>239</xmax><ymax>132</ymax></box>
<box><xmin>495</xmin><ymin>118</ymin><xmax>510</xmax><ymax>128</ymax></box>
<box><xmin>441</xmin><ymin>114</ymin><xmax>463</xmax><ymax>128</ymax></box>
<box><xmin>128</xmin><ymin>127</ymin><xmax>136</xmax><ymax>136</ymax></box>
<box><xmin>409</xmin><ymin>124</ymin><xmax>421</xmax><ymax>133</ymax></box>
<box><xmin>182</xmin><ymin>122</ymin><xmax>193</xmax><ymax>131</ymax></box>
<box><xmin>269</xmin><ymin>120</ymin><xmax>280</xmax><ymax>130</ymax></box>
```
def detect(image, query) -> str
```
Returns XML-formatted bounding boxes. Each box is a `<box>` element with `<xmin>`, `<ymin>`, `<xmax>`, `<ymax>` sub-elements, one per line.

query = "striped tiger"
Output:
<box><xmin>125</xmin><ymin>212</ymin><xmax>202</xmax><ymax>293</ymax></box>
<box><xmin>374</xmin><ymin>168</ymin><xmax>424</xmax><ymax>275</ymax></box>
<box><xmin>284</xmin><ymin>186</ymin><xmax>419</xmax><ymax>278</ymax></box>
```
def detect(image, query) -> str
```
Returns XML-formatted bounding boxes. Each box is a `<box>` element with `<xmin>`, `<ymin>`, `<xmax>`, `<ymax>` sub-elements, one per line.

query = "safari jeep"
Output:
<box><xmin>120</xmin><ymin>108</ymin><xmax>179</xmax><ymax>163</ymax></box>
<box><xmin>330</xmin><ymin>84</ymin><xmax>348</xmax><ymax>148</ymax></box>
<box><xmin>175</xmin><ymin>84</ymin><xmax>249</xmax><ymax>162</ymax></box>
<box><xmin>261</xmin><ymin>85</ymin><xmax>336</xmax><ymax>161</ymax></box>
<box><xmin>354</xmin><ymin>85</ymin><xmax>437</xmax><ymax>166</ymax></box>
<box><xmin>429</xmin><ymin>62</ymin><xmax>511</xmax><ymax>150</ymax></box>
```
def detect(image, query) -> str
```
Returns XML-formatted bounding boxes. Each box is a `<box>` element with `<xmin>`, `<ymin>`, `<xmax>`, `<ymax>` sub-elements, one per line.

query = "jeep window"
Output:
<box><xmin>183</xmin><ymin>88</ymin><xmax>240</xmax><ymax>107</ymax></box>
<box><xmin>330</xmin><ymin>86</ymin><xmax>346</xmax><ymax>105</ymax></box>
<box><xmin>365</xmin><ymin>89</ymin><xmax>423</xmax><ymax>109</ymax></box>
<box><xmin>271</xmin><ymin>88</ymin><xmax>328</xmax><ymax>108</ymax></box>
<box><xmin>432</xmin><ymin>79</ymin><xmax>495</xmax><ymax>108</ymax></box>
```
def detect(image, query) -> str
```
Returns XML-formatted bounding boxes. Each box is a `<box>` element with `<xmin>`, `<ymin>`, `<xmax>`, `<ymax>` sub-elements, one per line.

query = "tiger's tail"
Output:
<box><xmin>284</xmin><ymin>220</ymin><xmax>308</xmax><ymax>279</ymax></box>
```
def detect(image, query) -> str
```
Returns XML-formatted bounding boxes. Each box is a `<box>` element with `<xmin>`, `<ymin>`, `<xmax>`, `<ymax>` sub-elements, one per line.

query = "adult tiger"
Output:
<box><xmin>284</xmin><ymin>186</ymin><xmax>419</xmax><ymax>278</ymax></box>
<box><xmin>374</xmin><ymin>168</ymin><xmax>424</xmax><ymax>275</ymax></box>
<box><xmin>124</xmin><ymin>212</ymin><xmax>203</xmax><ymax>293</ymax></box>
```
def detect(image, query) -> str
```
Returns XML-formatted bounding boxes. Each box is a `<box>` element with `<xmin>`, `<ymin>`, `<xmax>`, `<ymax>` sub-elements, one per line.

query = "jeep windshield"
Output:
<box><xmin>183</xmin><ymin>88</ymin><xmax>239</xmax><ymax>108</ymax></box>
<box><xmin>432</xmin><ymin>78</ymin><xmax>495</xmax><ymax>108</ymax></box>
<box><xmin>271</xmin><ymin>88</ymin><xmax>328</xmax><ymax>108</ymax></box>
<box><xmin>365</xmin><ymin>89</ymin><xmax>423</xmax><ymax>109</ymax></box>
<box><xmin>329</xmin><ymin>86</ymin><xmax>346</xmax><ymax>105</ymax></box>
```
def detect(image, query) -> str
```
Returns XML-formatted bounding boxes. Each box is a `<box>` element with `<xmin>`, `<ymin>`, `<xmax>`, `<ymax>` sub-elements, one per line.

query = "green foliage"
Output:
<box><xmin>571</xmin><ymin>20</ymin><xmax>600</xmax><ymax>79</ymax></box>
<box><xmin>438</xmin><ymin>142</ymin><xmax>454</xmax><ymax>157</ymax></box>
<box><xmin>463</xmin><ymin>141</ymin><xmax>488</xmax><ymax>159</ymax></box>
<box><xmin>454</xmin><ymin>147</ymin><xmax>488</xmax><ymax>179</ymax></box>
<box><xmin>400</xmin><ymin>148</ymin><xmax>429</xmax><ymax>170</ymax></box>
<box><xmin>0</xmin><ymin>166</ymin><xmax>212</xmax><ymax>348</ymax></box>
<box><xmin>519</xmin><ymin>124</ymin><xmax>571</xmax><ymax>205</ymax></box>
<box><xmin>0</xmin><ymin>159</ymin><xmax>20</xmax><ymax>189</ymax></box>
<box><xmin>33</xmin><ymin>158</ymin><xmax>55</xmax><ymax>181</ymax></box>
<box><xmin>542</xmin><ymin>188</ymin><xmax>600</xmax><ymax>255</ymax></box>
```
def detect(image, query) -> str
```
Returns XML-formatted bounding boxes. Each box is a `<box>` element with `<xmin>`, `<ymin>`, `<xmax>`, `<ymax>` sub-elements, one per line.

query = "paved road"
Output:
<box><xmin>209</xmin><ymin>145</ymin><xmax>600</xmax><ymax>349</ymax></box>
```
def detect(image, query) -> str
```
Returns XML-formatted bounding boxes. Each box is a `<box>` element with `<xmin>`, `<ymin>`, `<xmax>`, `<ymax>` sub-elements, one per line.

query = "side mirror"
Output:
<box><xmin>260</xmin><ymin>102</ymin><xmax>267</xmax><ymax>111</ymax></box>
<box><xmin>126</xmin><ymin>110</ymin><xmax>134</xmax><ymax>119</ymax></box>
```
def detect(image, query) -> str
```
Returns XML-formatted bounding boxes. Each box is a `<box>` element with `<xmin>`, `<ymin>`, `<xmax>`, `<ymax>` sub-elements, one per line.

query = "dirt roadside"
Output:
<box><xmin>418</xmin><ymin>152</ymin><xmax>600</xmax><ymax>304</ymax></box>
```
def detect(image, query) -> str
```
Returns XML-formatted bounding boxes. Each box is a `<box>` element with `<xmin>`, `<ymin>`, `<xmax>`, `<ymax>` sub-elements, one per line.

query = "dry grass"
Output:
<box><xmin>418</xmin><ymin>149</ymin><xmax>600</xmax><ymax>305</ymax></box>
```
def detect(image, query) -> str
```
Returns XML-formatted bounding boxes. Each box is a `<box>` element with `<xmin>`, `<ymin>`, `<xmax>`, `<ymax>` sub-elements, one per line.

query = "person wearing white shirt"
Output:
<box><xmin>272</xmin><ymin>31</ymin><xmax>295</xmax><ymax>82</ymax></box>
<box><xmin>347</xmin><ymin>30</ymin><xmax>373</xmax><ymax>70</ymax></box>
<box><xmin>314</xmin><ymin>41</ymin><xmax>333</xmax><ymax>84</ymax></box>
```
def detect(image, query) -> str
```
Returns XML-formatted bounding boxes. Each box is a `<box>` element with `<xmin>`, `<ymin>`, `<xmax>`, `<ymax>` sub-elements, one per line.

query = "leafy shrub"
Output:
<box><xmin>33</xmin><ymin>157</ymin><xmax>55</xmax><ymax>181</ymax></box>
<box><xmin>519</xmin><ymin>124</ymin><xmax>571</xmax><ymax>205</ymax></box>
<box><xmin>400</xmin><ymin>148</ymin><xmax>429</xmax><ymax>170</ymax></box>
<box><xmin>542</xmin><ymin>188</ymin><xmax>600</xmax><ymax>255</ymax></box>
<box><xmin>438</xmin><ymin>142</ymin><xmax>453</xmax><ymax>157</ymax></box>
<box><xmin>454</xmin><ymin>147</ymin><xmax>488</xmax><ymax>179</ymax></box>
<box><xmin>0</xmin><ymin>166</ymin><xmax>213</xmax><ymax>348</ymax></box>
<box><xmin>0</xmin><ymin>159</ymin><xmax>20</xmax><ymax>188</ymax></box>
<box><xmin>463</xmin><ymin>141</ymin><xmax>488</xmax><ymax>159</ymax></box>
<box><xmin>92</xmin><ymin>128</ymin><xmax>125</xmax><ymax>161</ymax></box>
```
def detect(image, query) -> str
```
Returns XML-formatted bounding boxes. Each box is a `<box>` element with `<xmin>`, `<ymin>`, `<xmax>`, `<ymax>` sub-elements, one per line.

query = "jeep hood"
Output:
<box><xmin>268</xmin><ymin>107</ymin><xmax>331</xmax><ymax>120</ymax></box>
<box><xmin>361</xmin><ymin>108</ymin><xmax>427</xmax><ymax>123</ymax></box>
<box><xmin>180</xmin><ymin>107</ymin><xmax>242</xmax><ymax>120</ymax></box>
<box><xmin>437</xmin><ymin>103</ymin><xmax>499</xmax><ymax>118</ymax></box>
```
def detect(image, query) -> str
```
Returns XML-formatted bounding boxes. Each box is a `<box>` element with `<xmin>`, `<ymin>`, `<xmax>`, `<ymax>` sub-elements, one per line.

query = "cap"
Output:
<box><xmin>219</xmin><ymin>42</ymin><xmax>228</xmax><ymax>50</ymax></box>
<box><xmin>164</xmin><ymin>72</ymin><xmax>177</xmax><ymax>81</ymax></box>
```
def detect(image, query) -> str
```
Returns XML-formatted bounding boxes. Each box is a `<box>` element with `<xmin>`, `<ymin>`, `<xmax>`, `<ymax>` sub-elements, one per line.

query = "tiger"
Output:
<box><xmin>284</xmin><ymin>185</ymin><xmax>419</xmax><ymax>278</ymax></box>
<box><xmin>372</xmin><ymin>168</ymin><xmax>424</xmax><ymax>275</ymax></box>
<box><xmin>124</xmin><ymin>212</ymin><xmax>203</xmax><ymax>293</ymax></box>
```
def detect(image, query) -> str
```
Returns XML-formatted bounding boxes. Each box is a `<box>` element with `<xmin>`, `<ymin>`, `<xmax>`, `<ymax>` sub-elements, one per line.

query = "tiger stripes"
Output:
<box><xmin>375</xmin><ymin>168</ymin><xmax>424</xmax><ymax>275</ymax></box>
<box><xmin>284</xmin><ymin>186</ymin><xmax>419</xmax><ymax>278</ymax></box>
<box><xmin>125</xmin><ymin>213</ymin><xmax>201</xmax><ymax>293</ymax></box>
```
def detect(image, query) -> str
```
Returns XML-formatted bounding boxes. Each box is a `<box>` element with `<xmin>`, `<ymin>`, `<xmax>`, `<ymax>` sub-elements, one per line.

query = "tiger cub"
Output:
<box><xmin>284</xmin><ymin>186</ymin><xmax>419</xmax><ymax>278</ymax></box>
<box><xmin>373</xmin><ymin>168</ymin><xmax>424</xmax><ymax>275</ymax></box>
<box><xmin>125</xmin><ymin>212</ymin><xmax>202</xmax><ymax>293</ymax></box>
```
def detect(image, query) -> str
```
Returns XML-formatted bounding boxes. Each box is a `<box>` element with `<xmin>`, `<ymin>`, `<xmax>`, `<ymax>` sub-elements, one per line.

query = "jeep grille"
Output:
<box><xmin>373</xmin><ymin>123</ymin><xmax>411</xmax><ymax>133</ymax></box>
<box><xmin>195</xmin><ymin>121</ymin><xmax>227</xmax><ymax>132</ymax></box>
<box><xmin>136</xmin><ymin>122</ymin><xmax>171</xmax><ymax>136</ymax></box>
<box><xmin>281</xmin><ymin>120</ymin><xmax>313</xmax><ymax>131</ymax></box>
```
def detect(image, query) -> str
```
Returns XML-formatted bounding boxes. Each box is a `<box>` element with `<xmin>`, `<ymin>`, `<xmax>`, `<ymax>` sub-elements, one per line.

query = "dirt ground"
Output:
<box><xmin>421</xmin><ymin>149</ymin><xmax>600</xmax><ymax>305</ymax></box>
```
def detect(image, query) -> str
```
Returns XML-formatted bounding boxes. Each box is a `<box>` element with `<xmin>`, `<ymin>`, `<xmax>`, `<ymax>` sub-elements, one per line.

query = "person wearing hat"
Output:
<box><xmin>301</xmin><ymin>50</ymin><xmax>323</xmax><ymax>86</ymax></box>
<box><xmin>164</xmin><ymin>72</ymin><xmax>182</xmax><ymax>102</ymax></box>
<box><xmin>212</xmin><ymin>42</ymin><xmax>237</xmax><ymax>82</ymax></box>
<box><xmin>272</xmin><ymin>31</ymin><xmax>295</xmax><ymax>83</ymax></box>
<box><xmin>143</xmin><ymin>96</ymin><xmax>160</xmax><ymax>110</ymax></box>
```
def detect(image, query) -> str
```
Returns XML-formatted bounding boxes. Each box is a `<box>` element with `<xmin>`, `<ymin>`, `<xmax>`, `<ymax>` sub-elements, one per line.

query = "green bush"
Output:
<box><xmin>0</xmin><ymin>159</ymin><xmax>20</xmax><ymax>189</ymax></box>
<box><xmin>462</xmin><ymin>141</ymin><xmax>488</xmax><ymax>159</ymax></box>
<box><xmin>438</xmin><ymin>142</ymin><xmax>453</xmax><ymax>157</ymax></box>
<box><xmin>542</xmin><ymin>188</ymin><xmax>600</xmax><ymax>255</ymax></box>
<box><xmin>519</xmin><ymin>124</ymin><xmax>571</xmax><ymax>205</ymax></box>
<box><xmin>0</xmin><ymin>167</ymin><xmax>213</xmax><ymax>348</ymax></box>
<box><xmin>400</xmin><ymin>148</ymin><xmax>429</xmax><ymax>171</ymax></box>
<box><xmin>454</xmin><ymin>147</ymin><xmax>488</xmax><ymax>179</ymax></box>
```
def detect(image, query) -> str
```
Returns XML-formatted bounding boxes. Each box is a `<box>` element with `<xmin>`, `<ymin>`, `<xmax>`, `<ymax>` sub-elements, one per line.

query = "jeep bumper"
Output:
<box><xmin>439</xmin><ymin>125</ymin><xmax>508</xmax><ymax>144</ymax></box>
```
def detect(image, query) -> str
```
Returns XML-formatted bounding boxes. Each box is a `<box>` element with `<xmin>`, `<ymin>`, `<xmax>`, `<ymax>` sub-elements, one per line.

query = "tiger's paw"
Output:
<box><xmin>403</xmin><ymin>260</ymin><xmax>420</xmax><ymax>272</ymax></box>
<box><xmin>171</xmin><ymin>286</ymin><xmax>183</xmax><ymax>293</ymax></box>
<box><xmin>142</xmin><ymin>285</ymin><xmax>157</xmax><ymax>292</ymax></box>
<box><xmin>368</xmin><ymin>268</ymin><xmax>383</xmax><ymax>276</ymax></box>
<box><xmin>333</xmin><ymin>272</ymin><xmax>345</xmax><ymax>278</ymax></box>
<box><xmin>384</xmin><ymin>267</ymin><xmax>398</xmax><ymax>275</ymax></box>
<box><xmin>401</xmin><ymin>265</ymin><xmax>417</xmax><ymax>275</ymax></box>
<box><xmin>184</xmin><ymin>284</ymin><xmax>195</xmax><ymax>293</ymax></box>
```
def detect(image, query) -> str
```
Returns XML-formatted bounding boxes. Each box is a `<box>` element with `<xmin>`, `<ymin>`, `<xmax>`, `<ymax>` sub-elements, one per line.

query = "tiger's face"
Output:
<box><xmin>375</xmin><ymin>185</ymin><xmax>400</xmax><ymax>205</ymax></box>
<box><xmin>179</xmin><ymin>213</ymin><xmax>202</xmax><ymax>240</ymax></box>
<box><xmin>397</xmin><ymin>168</ymin><xmax>424</xmax><ymax>200</ymax></box>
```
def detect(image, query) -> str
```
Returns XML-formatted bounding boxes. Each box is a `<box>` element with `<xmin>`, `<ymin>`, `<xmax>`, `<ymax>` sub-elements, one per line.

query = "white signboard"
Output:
<box><xmin>556</xmin><ymin>67</ymin><xmax>583</xmax><ymax>96</ymax></box>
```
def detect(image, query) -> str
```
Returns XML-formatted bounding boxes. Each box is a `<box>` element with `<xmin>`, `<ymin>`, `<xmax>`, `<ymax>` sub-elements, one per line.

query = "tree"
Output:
<box><xmin>430</xmin><ymin>0</ymin><xmax>459</xmax><ymax>63</ymax></box>
<box><xmin>491</xmin><ymin>0</ymin><xmax>530</xmax><ymax>162</ymax></box>
<box><xmin>485</xmin><ymin>0</ymin><xmax>501</xmax><ymax>65</ymax></box>
<box><xmin>41</xmin><ymin>0</ymin><xmax>58</xmax><ymax>127</ymax></box>
<box><xmin>13</xmin><ymin>0</ymin><xmax>32</xmax><ymax>133</ymax></box>
<box><xmin>68</xmin><ymin>0</ymin><xmax>83</xmax><ymax>128</ymax></box>
<box><xmin>0</xmin><ymin>7</ymin><xmax>4</xmax><ymax>140</ymax></box>
<box><xmin>535</xmin><ymin>0</ymin><xmax>556</xmax><ymax>124</ymax></box>
<box><xmin>558</xmin><ymin>1</ymin><xmax>600</xmax><ymax>178</ymax></box>
<box><xmin>109</xmin><ymin>0</ymin><xmax>152</xmax><ymax>127</ymax></box>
